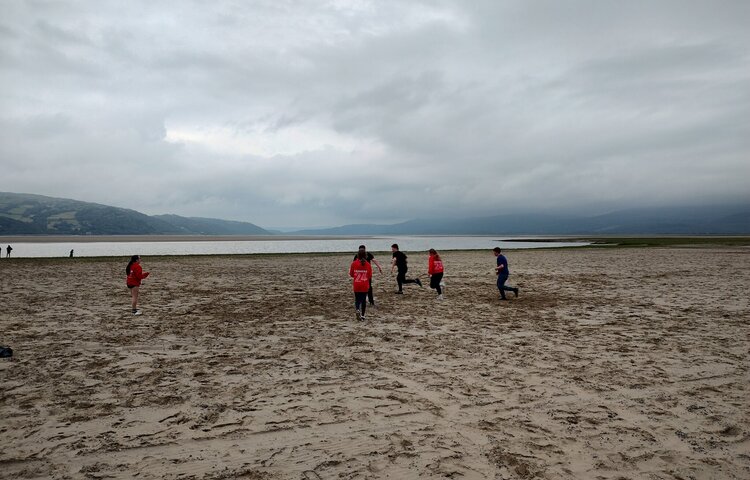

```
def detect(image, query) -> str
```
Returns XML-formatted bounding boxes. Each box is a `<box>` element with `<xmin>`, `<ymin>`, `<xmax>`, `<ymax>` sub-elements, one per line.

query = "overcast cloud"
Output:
<box><xmin>1</xmin><ymin>0</ymin><xmax>748</xmax><ymax>228</ymax></box>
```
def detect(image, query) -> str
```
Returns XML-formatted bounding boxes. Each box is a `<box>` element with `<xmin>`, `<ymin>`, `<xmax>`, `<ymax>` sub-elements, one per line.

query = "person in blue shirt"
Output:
<box><xmin>493</xmin><ymin>247</ymin><xmax>519</xmax><ymax>300</ymax></box>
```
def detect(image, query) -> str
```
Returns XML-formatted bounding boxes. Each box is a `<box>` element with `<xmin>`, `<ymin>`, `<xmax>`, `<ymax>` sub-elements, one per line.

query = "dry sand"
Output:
<box><xmin>1</xmin><ymin>247</ymin><xmax>748</xmax><ymax>479</ymax></box>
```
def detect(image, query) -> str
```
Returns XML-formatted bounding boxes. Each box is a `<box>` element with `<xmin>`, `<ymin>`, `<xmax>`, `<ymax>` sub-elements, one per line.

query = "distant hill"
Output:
<box><xmin>293</xmin><ymin>205</ymin><xmax>750</xmax><ymax>235</ymax></box>
<box><xmin>152</xmin><ymin>214</ymin><xmax>268</xmax><ymax>235</ymax></box>
<box><xmin>0</xmin><ymin>192</ymin><xmax>271</xmax><ymax>235</ymax></box>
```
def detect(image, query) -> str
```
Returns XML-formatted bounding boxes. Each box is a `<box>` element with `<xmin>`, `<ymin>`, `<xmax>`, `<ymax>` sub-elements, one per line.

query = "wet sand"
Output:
<box><xmin>1</xmin><ymin>247</ymin><xmax>749</xmax><ymax>479</ymax></box>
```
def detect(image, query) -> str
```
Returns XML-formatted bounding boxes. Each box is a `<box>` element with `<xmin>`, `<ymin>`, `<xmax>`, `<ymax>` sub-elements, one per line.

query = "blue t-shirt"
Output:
<box><xmin>496</xmin><ymin>254</ymin><xmax>509</xmax><ymax>275</ymax></box>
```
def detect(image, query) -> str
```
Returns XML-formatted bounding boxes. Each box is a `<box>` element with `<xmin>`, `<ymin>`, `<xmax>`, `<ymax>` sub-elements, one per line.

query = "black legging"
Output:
<box><xmin>430</xmin><ymin>272</ymin><xmax>443</xmax><ymax>295</ymax></box>
<box><xmin>354</xmin><ymin>292</ymin><xmax>367</xmax><ymax>316</ymax></box>
<box><xmin>367</xmin><ymin>280</ymin><xmax>374</xmax><ymax>305</ymax></box>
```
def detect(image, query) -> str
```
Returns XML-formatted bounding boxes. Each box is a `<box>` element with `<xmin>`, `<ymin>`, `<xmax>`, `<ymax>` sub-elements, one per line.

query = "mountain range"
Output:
<box><xmin>1</xmin><ymin>191</ymin><xmax>748</xmax><ymax>236</ymax></box>
<box><xmin>292</xmin><ymin>205</ymin><xmax>750</xmax><ymax>236</ymax></box>
<box><xmin>0</xmin><ymin>192</ymin><xmax>269</xmax><ymax>235</ymax></box>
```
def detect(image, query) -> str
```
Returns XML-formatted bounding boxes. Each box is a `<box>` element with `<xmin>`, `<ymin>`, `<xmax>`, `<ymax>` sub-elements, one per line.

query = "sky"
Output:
<box><xmin>1</xmin><ymin>0</ymin><xmax>749</xmax><ymax>229</ymax></box>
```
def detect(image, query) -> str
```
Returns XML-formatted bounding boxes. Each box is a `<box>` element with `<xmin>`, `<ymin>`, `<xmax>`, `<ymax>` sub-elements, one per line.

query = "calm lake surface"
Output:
<box><xmin>2</xmin><ymin>236</ymin><xmax>589</xmax><ymax>258</ymax></box>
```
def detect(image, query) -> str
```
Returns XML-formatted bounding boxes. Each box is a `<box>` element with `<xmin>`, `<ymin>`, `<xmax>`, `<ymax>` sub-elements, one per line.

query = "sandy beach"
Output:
<box><xmin>1</xmin><ymin>247</ymin><xmax>748</xmax><ymax>479</ymax></box>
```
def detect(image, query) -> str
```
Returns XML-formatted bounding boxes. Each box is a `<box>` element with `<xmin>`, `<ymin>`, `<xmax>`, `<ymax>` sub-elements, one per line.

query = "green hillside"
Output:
<box><xmin>0</xmin><ymin>192</ymin><xmax>270</xmax><ymax>235</ymax></box>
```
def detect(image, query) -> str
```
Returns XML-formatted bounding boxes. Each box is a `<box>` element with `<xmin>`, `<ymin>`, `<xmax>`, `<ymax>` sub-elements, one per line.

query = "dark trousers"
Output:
<box><xmin>496</xmin><ymin>274</ymin><xmax>515</xmax><ymax>298</ymax></box>
<box><xmin>430</xmin><ymin>273</ymin><xmax>443</xmax><ymax>294</ymax></box>
<box><xmin>354</xmin><ymin>292</ymin><xmax>367</xmax><ymax>316</ymax></box>
<box><xmin>396</xmin><ymin>268</ymin><xmax>419</xmax><ymax>292</ymax></box>
<box><xmin>367</xmin><ymin>280</ymin><xmax>374</xmax><ymax>305</ymax></box>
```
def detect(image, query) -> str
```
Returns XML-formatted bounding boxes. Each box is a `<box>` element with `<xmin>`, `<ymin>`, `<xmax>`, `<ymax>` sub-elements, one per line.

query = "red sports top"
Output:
<box><xmin>126</xmin><ymin>263</ymin><xmax>150</xmax><ymax>286</ymax></box>
<box><xmin>349</xmin><ymin>260</ymin><xmax>372</xmax><ymax>293</ymax></box>
<box><xmin>428</xmin><ymin>255</ymin><xmax>444</xmax><ymax>275</ymax></box>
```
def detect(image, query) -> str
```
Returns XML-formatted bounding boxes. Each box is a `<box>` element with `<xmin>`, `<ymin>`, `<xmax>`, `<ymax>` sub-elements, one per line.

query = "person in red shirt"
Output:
<box><xmin>427</xmin><ymin>248</ymin><xmax>445</xmax><ymax>300</ymax></box>
<box><xmin>349</xmin><ymin>250</ymin><xmax>373</xmax><ymax>321</ymax></box>
<box><xmin>126</xmin><ymin>255</ymin><xmax>150</xmax><ymax>316</ymax></box>
<box><xmin>353</xmin><ymin>245</ymin><xmax>383</xmax><ymax>307</ymax></box>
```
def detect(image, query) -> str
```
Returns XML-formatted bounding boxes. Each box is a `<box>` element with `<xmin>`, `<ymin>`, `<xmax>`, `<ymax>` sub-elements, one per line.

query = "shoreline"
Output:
<box><xmin>0</xmin><ymin>234</ymin><xmax>373</xmax><ymax>243</ymax></box>
<box><xmin>2</xmin><ymin>233</ymin><xmax>749</xmax><ymax>244</ymax></box>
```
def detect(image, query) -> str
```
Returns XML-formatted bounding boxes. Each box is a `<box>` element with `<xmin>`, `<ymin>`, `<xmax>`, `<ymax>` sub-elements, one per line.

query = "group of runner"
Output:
<box><xmin>347</xmin><ymin>244</ymin><xmax>518</xmax><ymax>321</ymax></box>
<box><xmin>124</xmin><ymin>245</ymin><xmax>518</xmax><ymax>318</ymax></box>
<box><xmin>348</xmin><ymin>243</ymin><xmax>445</xmax><ymax>321</ymax></box>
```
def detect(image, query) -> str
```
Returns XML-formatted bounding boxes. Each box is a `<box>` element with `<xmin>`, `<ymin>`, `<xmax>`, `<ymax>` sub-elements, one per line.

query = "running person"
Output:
<box><xmin>493</xmin><ymin>247</ymin><xmax>519</xmax><ymax>300</ymax></box>
<box><xmin>349</xmin><ymin>250</ymin><xmax>373</xmax><ymax>321</ymax></box>
<box><xmin>353</xmin><ymin>245</ymin><xmax>383</xmax><ymax>307</ymax></box>
<box><xmin>427</xmin><ymin>248</ymin><xmax>444</xmax><ymax>300</ymax></box>
<box><xmin>126</xmin><ymin>255</ymin><xmax>150</xmax><ymax>315</ymax></box>
<box><xmin>390</xmin><ymin>244</ymin><xmax>422</xmax><ymax>294</ymax></box>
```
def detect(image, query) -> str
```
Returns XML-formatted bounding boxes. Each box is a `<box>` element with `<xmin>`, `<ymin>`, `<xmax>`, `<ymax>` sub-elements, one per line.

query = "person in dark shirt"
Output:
<box><xmin>6</xmin><ymin>245</ymin><xmax>12</xmax><ymax>258</ymax></box>
<box><xmin>390</xmin><ymin>243</ymin><xmax>422</xmax><ymax>294</ymax></box>
<box><xmin>353</xmin><ymin>245</ymin><xmax>383</xmax><ymax>307</ymax></box>
<box><xmin>493</xmin><ymin>247</ymin><xmax>519</xmax><ymax>300</ymax></box>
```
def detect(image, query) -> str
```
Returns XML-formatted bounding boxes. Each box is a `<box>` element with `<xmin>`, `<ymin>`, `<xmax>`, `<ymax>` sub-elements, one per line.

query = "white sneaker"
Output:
<box><xmin>437</xmin><ymin>294</ymin><xmax>444</xmax><ymax>300</ymax></box>
<box><xmin>355</xmin><ymin>309</ymin><xmax>362</xmax><ymax>321</ymax></box>
<box><xmin>133</xmin><ymin>309</ymin><xmax>143</xmax><ymax>316</ymax></box>
<box><xmin>361</xmin><ymin>315</ymin><xmax>366</xmax><ymax>322</ymax></box>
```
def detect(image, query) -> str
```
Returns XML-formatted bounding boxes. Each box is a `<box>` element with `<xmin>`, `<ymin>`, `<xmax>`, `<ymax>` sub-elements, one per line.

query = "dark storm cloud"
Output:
<box><xmin>1</xmin><ymin>1</ymin><xmax>748</xmax><ymax>227</ymax></box>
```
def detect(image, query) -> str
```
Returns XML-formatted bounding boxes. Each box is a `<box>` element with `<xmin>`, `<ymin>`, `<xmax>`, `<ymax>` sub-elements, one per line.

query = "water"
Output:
<box><xmin>1</xmin><ymin>236</ymin><xmax>588</xmax><ymax>258</ymax></box>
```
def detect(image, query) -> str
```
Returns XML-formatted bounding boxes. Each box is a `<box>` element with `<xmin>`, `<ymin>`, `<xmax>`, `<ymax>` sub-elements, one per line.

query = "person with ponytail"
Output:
<box><xmin>126</xmin><ymin>255</ymin><xmax>150</xmax><ymax>315</ymax></box>
<box><xmin>349</xmin><ymin>250</ymin><xmax>373</xmax><ymax>321</ymax></box>
<box><xmin>427</xmin><ymin>248</ymin><xmax>445</xmax><ymax>300</ymax></box>
<box><xmin>353</xmin><ymin>245</ymin><xmax>383</xmax><ymax>308</ymax></box>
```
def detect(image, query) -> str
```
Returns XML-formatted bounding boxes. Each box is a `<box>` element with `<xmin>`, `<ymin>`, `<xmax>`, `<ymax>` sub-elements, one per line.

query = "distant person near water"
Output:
<box><xmin>126</xmin><ymin>255</ymin><xmax>150</xmax><ymax>316</ymax></box>
<box><xmin>493</xmin><ymin>247</ymin><xmax>519</xmax><ymax>301</ymax></box>
<box><xmin>353</xmin><ymin>245</ymin><xmax>383</xmax><ymax>307</ymax></box>
<box><xmin>6</xmin><ymin>245</ymin><xmax>12</xmax><ymax>258</ymax></box>
<box><xmin>427</xmin><ymin>248</ymin><xmax>445</xmax><ymax>300</ymax></box>
<box><xmin>349</xmin><ymin>250</ymin><xmax>372</xmax><ymax>321</ymax></box>
<box><xmin>390</xmin><ymin>244</ymin><xmax>422</xmax><ymax>294</ymax></box>
<box><xmin>69</xmin><ymin>249</ymin><xmax>74</xmax><ymax>258</ymax></box>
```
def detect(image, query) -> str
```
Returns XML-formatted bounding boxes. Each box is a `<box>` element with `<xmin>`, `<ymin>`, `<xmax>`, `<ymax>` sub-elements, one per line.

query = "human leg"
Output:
<box><xmin>497</xmin><ymin>274</ymin><xmax>517</xmax><ymax>299</ymax></box>
<box><xmin>430</xmin><ymin>273</ymin><xmax>443</xmax><ymax>295</ymax></box>
<box><xmin>497</xmin><ymin>274</ymin><xmax>509</xmax><ymax>299</ymax></box>
<box><xmin>354</xmin><ymin>292</ymin><xmax>363</xmax><ymax>320</ymax></box>
<box><xmin>396</xmin><ymin>270</ymin><xmax>406</xmax><ymax>292</ymax></box>
<box><xmin>130</xmin><ymin>286</ymin><xmax>140</xmax><ymax>312</ymax></box>
<box><xmin>399</xmin><ymin>267</ymin><xmax>421</xmax><ymax>288</ymax></box>
<box><xmin>355</xmin><ymin>292</ymin><xmax>367</xmax><ymax>320</ymax></box>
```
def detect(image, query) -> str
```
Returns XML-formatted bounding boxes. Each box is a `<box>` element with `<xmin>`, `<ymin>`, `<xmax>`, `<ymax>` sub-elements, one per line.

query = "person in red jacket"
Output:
<box><xmin>349</xmin><ymin>250</ymin><xmax>373</xmax><ymax>321</ymax></box>
<box><xmin>126</xmin><ymin>255</ymin><xmax>150</xmax><ymax>316</ymax></box>
<box><xmin>427</xmin><ymin>248</ymin><xmax>445</xmax><ymax>300</ymax></box>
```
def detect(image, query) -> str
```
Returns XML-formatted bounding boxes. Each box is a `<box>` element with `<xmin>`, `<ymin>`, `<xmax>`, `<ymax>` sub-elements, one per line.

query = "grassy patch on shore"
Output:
<box><xmin>586</xmin><ymin>236</ymin><xmax>750</xmax><ymax>247</ymax></box>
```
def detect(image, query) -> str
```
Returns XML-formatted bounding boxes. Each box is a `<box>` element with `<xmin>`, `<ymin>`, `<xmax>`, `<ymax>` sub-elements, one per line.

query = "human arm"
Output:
<box><xmin>133</xmin><ymin>264</ymin><xmax>150</xmax><ymax>281</ymax></box>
